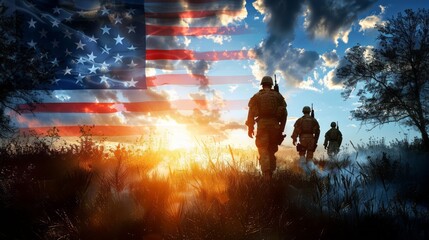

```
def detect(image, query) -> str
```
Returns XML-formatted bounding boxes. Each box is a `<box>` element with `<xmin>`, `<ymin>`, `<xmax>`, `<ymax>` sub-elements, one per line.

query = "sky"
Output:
<box><xmin>8</xmin><ymin>0</ymin><xmax>428</xmax><ymax>151</ymax></box>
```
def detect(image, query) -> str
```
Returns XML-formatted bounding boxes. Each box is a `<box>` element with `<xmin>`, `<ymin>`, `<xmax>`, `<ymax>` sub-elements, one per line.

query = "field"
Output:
<box><xmin>1</xmin><ymin>128</ymin><xmax>428</xmax><ymax>239</ymax></box>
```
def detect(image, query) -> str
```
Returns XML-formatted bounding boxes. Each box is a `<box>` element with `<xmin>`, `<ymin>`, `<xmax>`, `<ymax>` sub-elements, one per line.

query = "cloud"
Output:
<box><xmin>359</xmin><ymin>5</ymin><xmax>387</xmax><ymax>32</ymax></box>
<box><xmin>299</xmin><ymin>77</ymin><xmax>321</xmax><ymax>92</ymax></box>
<box><xmin>321</xmin><ymin>49</ymin><xmax>339</xmax><ymax>68</ymax></box>
<box><xmin>253</xmin><ymin>0</ymin><xmax>303</xmax><ymax>40</ymax></box>
<box><xmin>323</xmin><ymin>69</ymin><xmax>343</xmax><ymax>90</ymax></box>
<box><xmin>251</xmin><ymin>0</ymin><xmax>377</xmax><ymax>88</ymax></box>
<box><xmin>250</xmin><ymin>37</ymin><xmax>320</xmax><ymax>87</ymax></box>
<box><xmin>304</xmin><ymin>0</ymin><xmax>377</xmax><ymax>44</ymax></box>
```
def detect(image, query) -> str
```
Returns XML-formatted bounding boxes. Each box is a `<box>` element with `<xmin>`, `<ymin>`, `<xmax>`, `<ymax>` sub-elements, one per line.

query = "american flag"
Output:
<box><xmin>9</xmin><ymin>0</ymin><xmax>254</xmax><ymax>137</ymax></box>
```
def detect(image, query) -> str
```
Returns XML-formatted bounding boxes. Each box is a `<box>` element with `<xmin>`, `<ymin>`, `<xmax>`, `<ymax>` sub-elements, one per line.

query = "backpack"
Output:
<box><xmin>256</xmin><ymin>90</ymin><xmax>279</xmax><ymax>118</ymax></box>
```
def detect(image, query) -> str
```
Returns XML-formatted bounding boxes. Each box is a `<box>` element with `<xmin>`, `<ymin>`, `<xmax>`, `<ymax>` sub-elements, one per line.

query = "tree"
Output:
<box><xmin>337</xmin><ymin>9</ymin><xmax>429</xmax><ymax>150</ymax></box>
<box><xmin>0</xmin><ymin>7</ymin><xmax>54</xmax><ymax>138</ymax></box>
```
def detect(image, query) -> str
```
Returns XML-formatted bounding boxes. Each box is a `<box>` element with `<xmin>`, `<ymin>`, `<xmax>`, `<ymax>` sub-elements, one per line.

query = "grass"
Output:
<box><xmin>0</xmin><ymin>127</ymin><xmax>428</xmax><ymax>239</ymax></box>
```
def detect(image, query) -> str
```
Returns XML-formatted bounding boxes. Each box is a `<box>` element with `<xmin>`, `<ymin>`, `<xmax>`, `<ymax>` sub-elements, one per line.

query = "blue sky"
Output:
<box><xmin>193</xmin><ymin>0</ymin><xmax>429</xmax><ymax>149</ymax></box>
<box><xmin>144</xmin><ymin>0</ymin><xmax>428</xmax><ymax>149</ymax></box>
<box><xmin>10</xmin><ymin>0</ymin><xmax>428</xmax><ymax>150</ymax></box>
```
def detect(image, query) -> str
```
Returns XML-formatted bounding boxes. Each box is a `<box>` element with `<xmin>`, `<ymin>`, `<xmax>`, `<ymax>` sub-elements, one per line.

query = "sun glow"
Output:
<box><xmin>154</xmin><ymin>118</ymin><xmax>195</xmax><ymax>150</ymax></box>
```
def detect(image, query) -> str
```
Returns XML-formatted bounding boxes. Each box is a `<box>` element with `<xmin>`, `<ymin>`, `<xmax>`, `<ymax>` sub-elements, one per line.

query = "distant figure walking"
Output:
<box><xmin>323</xmin><ymin>122</ymin><xmax>343</xmax><ymax>157</ymax></box>
<box><xmin>291</xmin><ymin>106</ymin><xmax>320</xmax><ymax>166</ymax></box>
<box><xmin>246</xmin><ymin>76</ymin><xmax>287</xmax><ymax>182</ymax></box>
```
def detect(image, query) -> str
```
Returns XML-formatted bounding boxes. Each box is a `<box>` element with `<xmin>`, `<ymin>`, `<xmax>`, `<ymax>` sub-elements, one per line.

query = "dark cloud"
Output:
<box><xmin>305</xmin><ymin>0</ymin><xmax>377</xmax><ymax>41</ymax></box>
<box><xmin>252</xmin><ymin>36</ymin><xmax>319</xmax><ymax>85</ymax></box>
<box><xmin>254</xmin><ymin>0</ymin><xmax>303</xmax><ymax>40</ymax></box>
<box><xmin>252</xmin><ymin>0</ymin><xmax>377</xmax><ymax>86</ymax></box>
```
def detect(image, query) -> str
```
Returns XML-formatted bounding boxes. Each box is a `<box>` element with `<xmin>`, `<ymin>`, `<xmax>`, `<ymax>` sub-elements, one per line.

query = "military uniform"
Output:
<box><xmin>291</xmin><ymin>106</ymin><xmax>320</xmax><ymax>161</ymax></box>
<box><xmin>246</xmin><ymin>76</ymin><xmax>287</xmax><ymax>180</ymax></box>
<box><xmin>323</xmin><ymin>122</ymin><xmax>343</xmax><ymax>157</ymax></box>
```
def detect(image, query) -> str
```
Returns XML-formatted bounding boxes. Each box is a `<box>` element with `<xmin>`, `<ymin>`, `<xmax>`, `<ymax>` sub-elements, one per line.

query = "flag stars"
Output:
<box><xmin>114</xmin><ymin>15</ymin><xmax>123</xmax><ymax>24</ymax></box>
<box><xmin>51</xmin><ymin>78</ymin><xmax>61</xmax><ymax>85</ymax></box>
<box><xmin>101</xmin><ymin>25</ymin><xmax>111</xmax><ymax>34</ymax></box>
<box><xmin>114</xmin><ymin>34</ymin><xmax>124</xmax><ymax>45</ymax></box>
<box><xmin>77</xmin><ymin>10</ymin><xmax>85</xmax><ymax>17</ymax></box>
<box><xmin>39</xmin><ymin>29</ymin><xmax>47</xmax><ymax>38</ymax></box>
<box><xmin>64</xmin><ymin>66</ymin><xmax>72</xmax><ymax>75</ymax></box>
<box><xmin>100</xmin><ymin>75</ymin><xmax>109</xmax><ymax>84</ymax></box>
<box><xmin>87</xmin><ymin>52</ymin><xmax>97</xmax><ymax>62</ymax></box>
<box><xmin>75</xmin><ymin>40</ymin><xmax>86</xmax><ymax>50</ymax></box>
<box><xmin>51</xmin><ymin>39</ymin><xmax>59</xmax><ymax>48</ymax></box>
<box><xmin>76</xmin><ymin>57</ymin><xmax>86</xmax><ymax>64</ymax></box>
<box><xmin>75</xmin><ymin>73</ymin><xmax>85</xmax><ymax>84</ymax></box>
<box><xmin>100</xmin><ymin>6</ymin><xmax>110</xmax><ymax>15</ymax></box>
<box><xmin>28</xmin><ymin>18</ymin><xmax>37</xmax><ymax>28</ymax></box>
<box><xmin>127</xmin><ymin>8</ymin><xmax>136</xmax><ymax>15</ymax></box>
<box><xmin>65</xmin><ymin>48</ymin><xmax>72</xmax><ymax>56</ymax></box>
<box><xmin>51</xmin><ymin>58</ymin><xmax>59</xmax><ymax>67</ymax></box>
<box><xmin>127</xmin><ymin>25</ymin><xmax>136</xmax><ymax>33</ymax></box>
<box><xmin>127</xmin><ymin>78</ymin><xmax>137</xmax><ymax>87</ymax></box>
<box><xmin>127</xmin><ymin>60</ymin><xmax>137</xmax><ymax>68</ymax></box>
<box><xmin>64</xmin><ymin>16</ymin><xmax>72</xmax><ymax>22</ymax></box>
<box><xmin>88</xmin><ymin>35</ymin><xmax>98</xmax><ymax>43</ymax></box>
<box><xmin>113</xmin><ymin>53</ymin><xmax>123</xmax><ymax>63</ymax></box>
<box><xmin>88</xmin><ymin>64</ymin><xmax>98</xmax><ymax>74</ymax></box>
<box><xmin>51</xmin><ymin>19</ymin><xmax>60</xmax><ymax>27</ymax></box>
<box><xmin>102</xmin><ymin>45</ymin><xmax>111</xmax><ymax>54</ymax></box>
<box><xmin>100</xmin><ymin>61</ymin><xmax>110</xmax><ymax>72</ymax></box>
<box><xmin>40</xmin><ymin>52</ymin><xmax>48</xmax><ymax>59</ymax></box>
<box><xmin>128</xmin><ymin>45</ymin><xmax>137</xmax><ymax>51</ymax></box>
<box><xmin>53</xmin><ymin>7</ymin><xmax>61</xmax><ymax>14</ymax></box>
<box><xmin>27</xmin><ymin>40</ymin><xmax>37</xmax><ymax>49</ymax></box>
<box><xmin>63</xmin><ymin>29</ymin><xmax>72</xmax><ymax>39</ymax></box>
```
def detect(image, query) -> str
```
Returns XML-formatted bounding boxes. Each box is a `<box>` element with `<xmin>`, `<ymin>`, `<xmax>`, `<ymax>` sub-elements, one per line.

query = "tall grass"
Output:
<box><xmin>0</xmin><ymin>128</ymin><xmax>428</xmax><ymax>239</ymax></box>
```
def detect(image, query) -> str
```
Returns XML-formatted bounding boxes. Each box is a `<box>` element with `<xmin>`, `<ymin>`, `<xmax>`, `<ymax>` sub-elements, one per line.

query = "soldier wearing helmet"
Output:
<box><xmin>323</xmin><ymin>122</ymin><xmax>343</xmax><ymax>157</ymax></box>
<box><xmin>246</xmin><ymin>76</ymin><xmax>287</xmax><ymax>182</ymax></box>
<box><xmin>291</xmin><ymin>106</ymin><xmax>320</xmax><ymax>164</ymax></box>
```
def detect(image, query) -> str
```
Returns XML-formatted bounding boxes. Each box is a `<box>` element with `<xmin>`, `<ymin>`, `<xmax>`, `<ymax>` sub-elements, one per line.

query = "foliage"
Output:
<box><xmin>336</xmin><ymin>8</ymin><xmax>429</xmax><ymax>150</ymax></box>
<box><xmin>0</xmin><ymin>8</ymin><xmax>55</xmax><ymax>137</ymax></box>
<box><xmin>0</xmin><ymin>129</ymin><xmax>428</xmax><ymax>239</ymax></box>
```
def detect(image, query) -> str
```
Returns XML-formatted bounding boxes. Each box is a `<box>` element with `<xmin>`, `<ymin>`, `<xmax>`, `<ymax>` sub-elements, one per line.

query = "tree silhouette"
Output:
<box><xmin>337</xmin><ymin>9</ymin><xmax>429</xmax><ymax>150</ymax></box>
<box><xmin>0</xmin><ymin>7</ymin><xmax>54</xmax><ymax>138</ymax></box>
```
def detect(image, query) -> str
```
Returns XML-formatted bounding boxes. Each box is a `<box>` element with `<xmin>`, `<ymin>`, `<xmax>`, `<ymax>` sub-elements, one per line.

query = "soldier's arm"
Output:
<box><xmin>314</xmin><ymin>120</ymin><xmax>321</xmax><ymax>142</ymax></box>
<box><xmin>338</xmin><ymin>130</ymin><xmax>343</xmax><ymax>145</ymax></box>
<box><xmin>245</xmin><ymin>96</ymin><xmax>257</xmax><ymax>129</ymax></box>
<box><xmin>291</xmin><ymin>119</ymin><xmax>301</xmax><ymax>144</ymax></box>
<box><xmin>279</xmin><ymin>96</ymin><xmax>287</xmax><ymax>132</ymax></box>
<box><xmin>323</xmin><ymin>130</ymin><xmax>329</xmax><ymax>147</ymax></box>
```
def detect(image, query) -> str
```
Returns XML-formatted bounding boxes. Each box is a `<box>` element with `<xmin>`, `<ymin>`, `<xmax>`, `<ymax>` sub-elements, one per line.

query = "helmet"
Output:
<box><xmin>260</xmin><ymin>76</ymin><xmax>273</xmax><ymax>86</ymax></box>
<box><xmin>330</xmin><ymin>122</ymin><xmax>336</xmax><ymax>128</ymax></box>
<box><xmin>302</xmin><ymin>106</ymin><xmax>311</xmax><ymax>113</ymax></box>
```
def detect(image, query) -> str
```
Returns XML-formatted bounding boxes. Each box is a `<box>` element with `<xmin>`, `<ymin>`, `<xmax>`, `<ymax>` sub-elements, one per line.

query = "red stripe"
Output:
<box><xmin>146</xmin><ymin>49</ymin><xmax>253</xmax><ymax>60</ymax></box>
<box><xmin>19</xmin><ymin>100</ymin><xmax>248</xmax><ymax>113</ymax></box>
<box><xmin>146</xmin><ymin>74</ymin><xmax>253</xmax><ymax>86</ymax></box>
<box><xmin>145</xmin><ymin>10</ymin><xmax>243</xmax><ymax>19</ymax></box>
<box><xmin>19</xmin><ymin>126</ymin><xmax>147</xmax><ymax>137</ymax></box>
<box><xmin>146</xmin><ymin>25</ymin><xmax>247</xmax><ymax>36</ymax></box>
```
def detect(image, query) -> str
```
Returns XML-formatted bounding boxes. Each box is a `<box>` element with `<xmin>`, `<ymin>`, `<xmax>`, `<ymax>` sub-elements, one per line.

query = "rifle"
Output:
<box><xmin>274</xmin><ymin>74</ymin><xmax>279</xmax><ymax>92</ymax></box>
<box><xmin>311</xmin><ymin>103</ymin><xmax>315</xmax><ymax>118</ymax></box>
<box><xmin>273</xmin><ymin>74</ymin><xmax>286</xmax><ymax>145</ymax></box>
<box><xmin>337</xmin><ymin>121</ymin><xmax>339</xmax><ymax>130</ymax></box>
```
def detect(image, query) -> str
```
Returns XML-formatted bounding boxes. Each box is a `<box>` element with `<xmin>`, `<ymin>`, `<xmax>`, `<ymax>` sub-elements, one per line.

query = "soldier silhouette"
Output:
<box><xmin>291</xmin><ymin>106</ymin><xmax>320</xmax><ymax>169</ymax></box>
<box><xmin>323</xmin><ymin>122</ymin><xmax>343</xmax><ymax>157</ymax></box>
<box><xmin>246</xmin><ymin>76</ymin><xmax>287</xmax><ymax>182</ymax></box>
